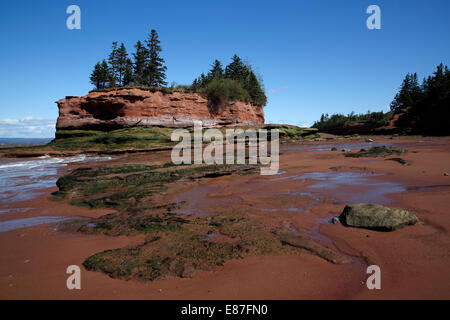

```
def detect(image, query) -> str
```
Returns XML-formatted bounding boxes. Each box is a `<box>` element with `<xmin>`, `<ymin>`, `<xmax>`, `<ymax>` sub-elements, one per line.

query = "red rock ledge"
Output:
<box><xmin>56</xmin><ymin>88</ymin><xmax>264</xmax><ymax>130</ymax></box>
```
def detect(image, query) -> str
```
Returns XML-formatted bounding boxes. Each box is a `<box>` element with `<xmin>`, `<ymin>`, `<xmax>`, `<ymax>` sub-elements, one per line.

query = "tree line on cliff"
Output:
<box><xmin>90</xmin><ymin>29</ymin><xmax>167</xmax><ymax>88</ymax></box>
<box><xmin>89</xmin><ymin>29</ymin><xmax>267</xmax><ymax>107</ymax></box>
<box><xmin>313</xmin><ymin>63</ymin><xmax>450</xmax><ymax>135</ymax></box>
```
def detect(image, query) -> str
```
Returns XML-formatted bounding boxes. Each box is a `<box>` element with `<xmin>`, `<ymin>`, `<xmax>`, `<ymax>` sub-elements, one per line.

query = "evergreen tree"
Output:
<box><xmin>224</xmin><ymin>54</ymin><xmax>248</xmax><ymax>82</ymax></box>
<box><xmin>133</xmin><ymin>40</ymin><xmax>148</xmax><ymax>85</ymax></box>
<box><xmin>108</xmin><ymin>42</ymin><xmax>119</xmax><ymax>87</ymax></box>
<box><xmin>390</xmin><ymin>72</ymin><xmax>422</xmax><ymax>113</ymax></box>
<box><xmin>108</xmin><ymin>42</ymin><xmax>130</xmax><ymax>87</ymax></box>
<box><xmin>145</xmin><ymin>29</ymin><xmax>167</xmax><ymax>87</ymax></box>
<box><xmin>245</xmin><ymin>70</ymin><xmax>267</xmax><ymax>106</ymax></box>
<box><xmin>90</xmin><ymin>62</ymin><xmax>103</xmax><ymax>89</ymax></box>
<box><xmin>116</xmin><ymin>43</ymin><xmax>129</xmax><ymax>86</ymax></box>
<box><xmin>90</xmin><ymin>60</ymin><xmax>111</xmax><ymax>89</ymax></box>
<box><xmin>99</xmin><ymin>59</ymin><xmax>111</xmax><ymax>88</ymax></box>
<box><xmin>123</xmin><ymin>58</ymin><xmax>134</xmax><ymax>86</ymax></box>
<box><xmin>207</xmin><ymin>59</ymin><xmax>224</xmax><ymax>81</ymax></box>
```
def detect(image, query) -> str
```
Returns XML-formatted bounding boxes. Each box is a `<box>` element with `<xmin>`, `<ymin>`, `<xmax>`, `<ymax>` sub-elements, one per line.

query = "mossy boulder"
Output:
<box><xmin>339</xmin><ymin>204</ymin><xmax>418</xmax><ymax>231</ymax></box>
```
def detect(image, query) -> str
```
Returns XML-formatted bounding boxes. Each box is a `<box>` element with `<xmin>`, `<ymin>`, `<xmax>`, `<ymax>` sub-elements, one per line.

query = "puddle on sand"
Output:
<box><xmin>175</xmin><ymin>185</ymin><xmax>242</xmax><ymax>217</ymax></box>
<box><xmin>270</xmin><ymin>171</ymin><xmax>406</xmax><ymax>205</ymax></box>
<box><xmin>0</xmin><ymin>216</ymin><xmax>73</xmax><ymax>233</ymax></box>
<box><xmin>0</xmin><ymin>208</ymin><xmax>33</xmax><ymax>215</ymax></box>
<box><xmin>282</xmin><ymin>142</ymin><xmax>393</xmax><ymax>152</ymax></box>
<box><xmin>260</xmin><ymin>207</ymin><xmax>309</xmax><ymax>214</ymax></box>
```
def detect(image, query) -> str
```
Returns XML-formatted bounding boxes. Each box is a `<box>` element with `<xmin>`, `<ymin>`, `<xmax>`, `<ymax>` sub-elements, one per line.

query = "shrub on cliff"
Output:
<box><xmin>202</xmin><ymin>78</ymin><xmax>250</xmax><ymax>113</ymax></box>
<box><xmin>193</xmin><ymin>55</ymin><xmax>267</xmax><ymax>107</ymax></box>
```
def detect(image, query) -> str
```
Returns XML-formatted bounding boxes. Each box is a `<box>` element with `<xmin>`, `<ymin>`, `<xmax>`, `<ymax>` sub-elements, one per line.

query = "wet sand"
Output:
<box><xmin>1</xmin><ymin>136</ymin><xmax>449</xmax><ymax>299</ymax></box>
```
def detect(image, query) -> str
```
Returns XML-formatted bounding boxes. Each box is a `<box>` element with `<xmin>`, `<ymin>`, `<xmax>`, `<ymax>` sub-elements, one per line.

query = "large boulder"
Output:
<box><xmin>339</xmin><ymin>204</ymin><xmax>418</xmax><ymax>231</ymax></box>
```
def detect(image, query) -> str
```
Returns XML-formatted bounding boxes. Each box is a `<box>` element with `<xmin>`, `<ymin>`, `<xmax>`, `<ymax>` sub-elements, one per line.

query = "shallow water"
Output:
<box><xmin>270</xmin><ymin>171</ymin><xmax>406</xmax><ymax>205</ymax></box>
<box><xmin>0</xmin><ymin>216</ymin><xmax>73</xmax><ymax>233</ymax></box>
<box><xmin>282</xmin><ymin>141</ymin><xmax>393</xmax><ymax>152</ymax></box>
<box><xmin>0</xmin><ymin>154</ymin><xmax>112</xmax><ymax>204</ymax></box>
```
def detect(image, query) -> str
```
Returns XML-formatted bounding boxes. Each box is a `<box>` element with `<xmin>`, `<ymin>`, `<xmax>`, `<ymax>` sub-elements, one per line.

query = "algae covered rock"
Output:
<box><xmin>339</xmin><ymin>204</ymin><xmax>418</xmax><ymax>231</ymax></box>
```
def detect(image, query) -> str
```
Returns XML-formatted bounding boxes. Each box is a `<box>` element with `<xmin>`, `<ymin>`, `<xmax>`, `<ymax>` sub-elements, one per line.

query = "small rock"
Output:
<box><xmin>181</xmin><ymin>263</ymin><xmax>196</xmax><ymax>278</ymax></box>
<box><xmin>128</xmin><ymin>197</ymin><xmax>136</xmax><ymax>206</ymax></box>
<box><xmin>314</xmin><ymin>138</ymin><xmax>321</xmax><ymax>141</ymax></box>
<box><xmin>237</xmin><ymin>240</ymin><xmax>253</xmax><ymax>253</ymax></box>
<box><xmin>332</xmin><ymin>217</ymin><xmax>340</xmax><ymax>225</ymax></box>
<box><xmin>331</xmin><ymin>147</ymin><xmax>337</xmax><ymax>151</ymax></box>
<box><xmin>365</xmin><ymin>138</ymin><xmax>374</xmax><ymax>142</ymax></box>
<box><xmin>444</xmin><ymin>173</ymin><xmax>449</xmax><ymax>176</ymax></box>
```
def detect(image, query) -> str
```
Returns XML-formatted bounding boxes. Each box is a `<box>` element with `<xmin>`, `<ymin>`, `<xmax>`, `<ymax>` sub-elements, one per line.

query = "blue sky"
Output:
<box><xmin>0</xmin><ymin>0</ymin><xmax>449</xmax><ymax>137</ymax></box>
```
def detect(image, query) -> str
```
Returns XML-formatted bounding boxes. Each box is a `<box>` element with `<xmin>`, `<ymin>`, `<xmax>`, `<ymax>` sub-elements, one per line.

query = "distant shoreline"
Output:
<box><xmin>0</xmin><ymin>138</ymin><xmax>53</xmax><ymax>148</ymax></box>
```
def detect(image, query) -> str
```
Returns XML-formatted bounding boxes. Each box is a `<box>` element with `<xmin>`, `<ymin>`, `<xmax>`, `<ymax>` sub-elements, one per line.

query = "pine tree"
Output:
<box><xmin>100</xmin><ymin>60</ymin><xmax>111</xmax><ymax>88</ymax></box>
<box><xmin>145</xmin><ymin>29</ymin><xmax>167</xmax><ymax>87</ymax></box>
<box><xmin>108</xmin><ymin>42</ymin><xmax>119</xmax><ymax>87</ymax></box>
<box><xmin>390</xmin><ymin>73</ymin><xmax>422</xmax><ymax>113</ymax></box>
<box><xmin>116</xmin><ymin>43</ymin><xmax>129</xmax><ymax>86</ymax></box>
<box><xmin>207</xmin><ymin>59</ymin><xmax>223</xmax><ymax>81</ymax></box>
<box><xmin>90</xmin><ymin>62</ymin><xmax>103</xmax><ymax>89</ymax></box>
<box><xmin>123</xmin><ymin>58</ymin><xmax>134</xmax><ymax>86</ymax></box>
<box><xmin>245</xmin><ymin>70</ymin><xmax>267</xmax><ymax>106</ymax></box>
<box><xmin>133</xmin><ymin>40</ymin><xmax>148</xmax><ymax>85</ymax></box>
<box><xmin>224</xmin><ymin>54</ymin><xmax>248</xmax><ymax>82</ymax></box>
<box><xmin>90</xmin><ymin>60</ymin><xmax>111</xmax><ymax>89</ymax></box>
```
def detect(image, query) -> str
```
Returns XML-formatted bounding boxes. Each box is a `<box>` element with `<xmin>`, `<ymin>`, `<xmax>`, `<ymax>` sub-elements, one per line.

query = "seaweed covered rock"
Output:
<box><xmin>344</xmin><ymin>146</ymin><xmax>407</xmax><ymax>158</ymax></box>
<box><xmin>339</xmin><ymin>204</ymin><xmax>418</xmax><ymax>231</ymax></box>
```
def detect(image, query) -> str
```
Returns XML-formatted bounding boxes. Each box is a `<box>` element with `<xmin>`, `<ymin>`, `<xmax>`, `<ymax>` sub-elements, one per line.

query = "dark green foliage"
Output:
<box><xmin>390</xmin><ymin>63</ymin><xmax>450</xmax><ymax>135</ymax></box>
<box><xmin>313</xmin><ymin>63</ymin><xmax>449</xmax><ymax>136</ymax></box>
<box><xmin>144</xmin><ymin>29</ymin><xmax>167</xmax><ymax>87</ymax></box>
<box><xmin>123</xmin><ymin>58</ymin><xmax>134</xmax><ymax>86</ymax></box>
<box><xmin>386</xmin><ymin>157</ymin><xmax>408</xmax><ymax>165</ymax></box>
<box><xmin>224</xmin><ymin>54</ymin><xmax>248</xmax><ymax>80</ymax></box>
<box><xmin>344</xmin><ymin>146</ymin><xmax>407</xmax><ymax>158</ymax></box>
<box><xmin>192</xmin><ymin>55</ymin><xmax>267</xmax><ymax>107</ymax></box>
<box><xmin>132</xmin><ymin>41</ymin><xmax>148</xmax><ymax>85</ymax></box>
<box><xmin>89</xmin><ymin>30</ymin><xmax>167</xmax><ymax>89</ymax></box>
<box><xmin>390</xmin><ymin>72</ymin><xmax>422</xmax><ymax>114</ymax></box>
<box><xmin>312</xmin><ymin>111</ymin><xmax>392</xmax><ymax>132</ymax></box>
<box><xmin>107</xmin><ymin>42</ymin><xmax>132</xmax><ymax>87</ymax></box>
<box><xmin>208</xmin><ymin>59</ymin><xmax>224</xmax><ymax>80</ymax></box>
<box><xmin>90</xmin><ymin>59</ymin><xmax>111</xmax><ymax>89</ymax></box>
<box><xmin>202</xmin><ymin>78</ymin><xmax>250</xmax><ymax>113</ymax></box>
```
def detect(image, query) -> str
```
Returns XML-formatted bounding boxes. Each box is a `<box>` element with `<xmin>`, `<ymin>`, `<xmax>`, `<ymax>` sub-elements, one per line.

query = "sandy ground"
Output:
<box><xmin>1</xmin><ymin>136</ymin><xmax>449</xmax><ymax>299</ymax></box>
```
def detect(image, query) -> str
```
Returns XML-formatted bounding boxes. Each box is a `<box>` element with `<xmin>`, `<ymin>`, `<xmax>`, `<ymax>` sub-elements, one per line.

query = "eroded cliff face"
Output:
<box><xmin>56</xmin><ymin>88</ymin><xmax>264</xmax><ymax>130</ymax></box>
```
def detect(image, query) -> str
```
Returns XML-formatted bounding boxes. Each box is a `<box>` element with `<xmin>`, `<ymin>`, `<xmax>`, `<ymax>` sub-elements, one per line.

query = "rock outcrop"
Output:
<box><xmin>56</xmin><ymin>88</ymin><xmax>264</xmax><ymax>130</ymax></box>
<box><xmin>339</xmin><ymin>204</ymin><xmax>419</xmax><ymax>231</ymax></box>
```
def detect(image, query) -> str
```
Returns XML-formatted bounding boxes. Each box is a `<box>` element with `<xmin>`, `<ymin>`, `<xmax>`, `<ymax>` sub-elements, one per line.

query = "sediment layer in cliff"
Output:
<box><xmin>56</xmin><ymin>88</ymin><xmax>265</xmax><ymax>130</ymax></box>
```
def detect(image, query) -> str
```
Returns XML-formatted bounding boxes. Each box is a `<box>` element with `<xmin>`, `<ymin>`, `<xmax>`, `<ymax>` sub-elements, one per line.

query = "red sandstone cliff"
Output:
<box><xmin>56</xmin><ymin>88</ymin><xmax>264</xmax><ymax>130</ymax></box>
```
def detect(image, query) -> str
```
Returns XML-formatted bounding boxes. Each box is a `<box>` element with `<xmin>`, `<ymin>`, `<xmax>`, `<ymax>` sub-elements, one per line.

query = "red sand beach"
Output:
<box><xmin>1</xmin><ymin>136</ymin><xmax>449</xmax><ymax>299</ymax></box>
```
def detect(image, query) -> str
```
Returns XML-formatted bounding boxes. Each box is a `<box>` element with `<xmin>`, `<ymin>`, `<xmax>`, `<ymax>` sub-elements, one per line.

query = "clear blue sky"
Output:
<box><xmin>0</xmin><ymin>0</ymin><xmax>449</xmax><ymax>137</ymax></box>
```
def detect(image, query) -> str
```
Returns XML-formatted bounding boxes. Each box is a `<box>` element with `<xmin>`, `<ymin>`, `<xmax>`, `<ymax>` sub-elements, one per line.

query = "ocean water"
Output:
<box><xmin>0</xmin><ymin>154</ymin><xmax>113</xmax><ymax>204</ymax></box>
<box><xmin>0</xmin><ymin>138</ymin><xmax>53</xmax><ymax>148</ymax></box>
